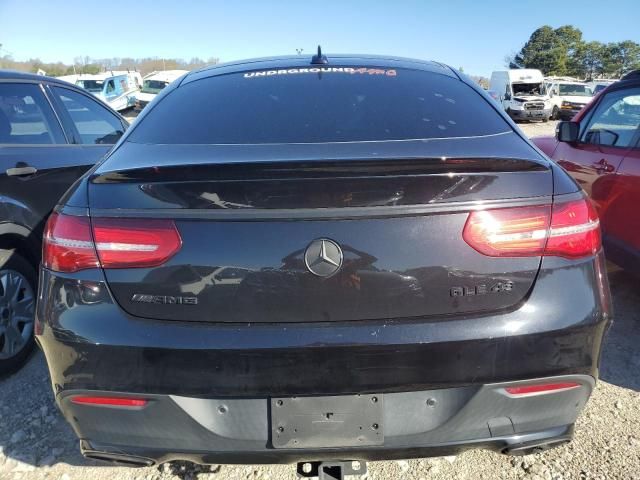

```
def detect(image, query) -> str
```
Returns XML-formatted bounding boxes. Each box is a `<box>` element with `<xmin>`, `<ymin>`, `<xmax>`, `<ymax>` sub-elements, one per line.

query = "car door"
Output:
<box><xmin>553</xmin><ymin>87</ymin><xmax>640</xmax><ymax>208</ymax></box>
<box><xmin>600</xmin><ymin>95</ymin><xmax>640</xmax><ymax>268</ymax></box>
<box><xmin>0</xmin><ymin>80</ymin><xmax>125</xmax><ymax>251</ymax></box>
<box><xmin>0</xmin><ymin>81</ymin><xmax>75</xmax><ymax>243</ymax></box>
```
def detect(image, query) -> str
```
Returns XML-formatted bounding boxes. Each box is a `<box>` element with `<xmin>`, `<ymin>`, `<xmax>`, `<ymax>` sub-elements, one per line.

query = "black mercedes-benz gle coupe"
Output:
<box><xmin>36</xmin><ymin>53</ymin><xmax>611</xmax><ymax>477</ymax></box>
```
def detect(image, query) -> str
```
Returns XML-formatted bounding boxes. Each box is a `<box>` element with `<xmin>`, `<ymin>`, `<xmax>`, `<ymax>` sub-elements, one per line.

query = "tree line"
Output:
<box><xmin>0</xmin><ymin>48</ymin><xmax>218</xmax><ymax>76</ymax></box>
<box><xmin>508</xmin><ymin>26</ymin><xmax>640</xmax><ymax>79</ymax></box>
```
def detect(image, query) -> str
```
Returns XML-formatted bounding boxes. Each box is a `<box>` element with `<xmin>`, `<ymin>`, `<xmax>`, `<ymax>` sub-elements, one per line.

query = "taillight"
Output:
<box><xmin>545</xmin><ymin>199</ymin><xmax>601</xmax><ymax>258</ymax></box>
<box><xmin>463</xmin><ymin>197</ymin><xmax>600</xmax><ymax>259</ymax></box>
<box><xmin>92</xmin><ymin>218</ymin><xmax>181</xmax><ymax>269</ymax></box>
<box><xmin>43</xmin><ymin>213</ymin><xmax>182</xmax><ymax>273</ymax></box>
<box><xmin>43</xmin><ymin>213</ymin><xmax>99</xmax><ymax>272</ymax></box>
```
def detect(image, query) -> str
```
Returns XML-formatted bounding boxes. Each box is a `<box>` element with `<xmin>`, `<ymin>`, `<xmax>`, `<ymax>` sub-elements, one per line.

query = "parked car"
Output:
<box><xmin>75</xmin><ymin>71</ymin><xmax>143</xmax><ymax>111</ymax></box>
<box><xmin>489</xmin><ymin>69</ymin><xmax>552</xmax><ymax>122</ymax></box>
<box><xmin>0</xmin><ymin>70</ymin><xmax>128</xmax><ymax>374</ymax></box>
<box><xmin>544</xmin><ymin>78</ymin><xmax>593</xmax><ymax>120</ymax></box>
<box><xmin>532</xmin><ymin>70</ymin><xmax>640</xmax><ymax>275</ymax></box>
<box><xmin>36</xmin><ymin>54</ymin><xmax>611</xmax><ymax>476</ymax></box>
<box><xmin>587</xmin><ymin>79</ymin><xmax>618</xmax><ymax>96</ymax></box>
<box><xmin>135</xmin><ymin>70</ymin><xmax>188</xmax><ymax>111</ymax></box>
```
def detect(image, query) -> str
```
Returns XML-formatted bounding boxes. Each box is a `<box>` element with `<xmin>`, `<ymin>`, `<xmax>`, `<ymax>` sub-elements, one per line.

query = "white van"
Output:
<box><xmin>489</xmin><ymin>69</ymin><xmax>552</xmax><ymax>122</ymax></box>
<box><xmin>544</xmin><ymin>78</ymin><xmax>593</xmax><ymax>120</ymax></box>
<box><xmin>134</xmin><ymin>70</ymin><xmax>188</xmax><ymax>111</ymax></box>
<box><xmin>75</xmin><ymin>71</ymin><xmax>142</xmax><ymax>111</ymax></box>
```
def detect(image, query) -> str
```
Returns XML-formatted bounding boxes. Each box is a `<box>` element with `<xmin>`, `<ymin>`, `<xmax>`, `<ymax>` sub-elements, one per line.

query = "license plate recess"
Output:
<box><xmin>271</xmin><ymin>394</ymin><xmax>383</xmax><ymax>449</ymax></box>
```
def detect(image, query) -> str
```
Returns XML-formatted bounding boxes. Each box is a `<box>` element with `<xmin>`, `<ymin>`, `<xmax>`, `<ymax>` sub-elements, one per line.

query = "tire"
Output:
<box><xmin>551</xmin><ymin>106</ymin><xmax>560</xmax><ymax>121</ymax></box>
<box><xmin>0</xmin><ymin>250</ymin><xmax>37</xmax><ymax>376</ymax></box>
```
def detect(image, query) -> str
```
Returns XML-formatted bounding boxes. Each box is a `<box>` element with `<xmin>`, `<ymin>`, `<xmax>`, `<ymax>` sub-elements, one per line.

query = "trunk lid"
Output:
<box><xmin>89</xmin><ymin>136</ymin><xmax>552</xmax><ymax>323</ymax></box>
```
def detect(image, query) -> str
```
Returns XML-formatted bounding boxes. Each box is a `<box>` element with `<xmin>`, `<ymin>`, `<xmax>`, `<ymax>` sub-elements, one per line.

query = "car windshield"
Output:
<box><xmin>512</xmin><ymin>83</ymin><xmax>544</xmax><ymax>96</ymax></box>
<box><xmin>559</xmin><ymin>84</ymin><xmax>592</xmax><ymax>96</ymax></box>
<box><xmin>141</xmin><ymin>80</ymin><xmax>169</xmax><ymax>94</ymax></box>
<box><xmin>76</xmin><ymin>80</ymin><xmax>104</xmax><ymax>93</ymax></box>
<box><xmin>129</xmin><ymin>67</ymin><xmax>511</xmax><ymax>144</ymax></box>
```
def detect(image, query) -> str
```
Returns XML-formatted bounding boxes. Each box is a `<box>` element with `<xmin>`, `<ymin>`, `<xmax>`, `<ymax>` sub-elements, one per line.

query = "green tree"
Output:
<box><xmin>509</xmin><ymin>26</ymin><xmax>569</xmax><ymax>75</ymax></box>
<box><xmin>603</xmin><ymin>41</ymin><xmax>640</xmax><ymax>77</ymax></box>
<box><xmin>573</xmin><ymin>41</ymin><xmax>605</xmax><ymax>80</ymax></box>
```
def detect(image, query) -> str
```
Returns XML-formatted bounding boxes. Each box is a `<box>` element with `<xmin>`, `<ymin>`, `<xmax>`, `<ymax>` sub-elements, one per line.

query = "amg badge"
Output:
<box><xmin>131</xmin><ymin>294</ymin><xmax>198</xmax><ymax>305</ymax></box>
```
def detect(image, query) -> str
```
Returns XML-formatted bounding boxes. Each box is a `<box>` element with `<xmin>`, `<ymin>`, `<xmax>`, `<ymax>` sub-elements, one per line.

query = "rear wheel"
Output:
<box><xmin>0</xmin><ymin>251</ymin><xmax>36</xmax><ymax>376</ymax></box>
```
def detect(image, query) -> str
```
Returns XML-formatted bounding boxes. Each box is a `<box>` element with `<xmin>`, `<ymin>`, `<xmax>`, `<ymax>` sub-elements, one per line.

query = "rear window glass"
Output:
<box><xmin>129</xmin><ymin>67</ymin><xmax>510</xmax><ymax>145</ymax></box>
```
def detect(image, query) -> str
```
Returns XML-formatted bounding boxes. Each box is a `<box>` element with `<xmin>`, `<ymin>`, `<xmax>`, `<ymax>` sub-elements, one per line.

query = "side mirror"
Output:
<box><xmin>556</xmin><ymin>121</ymin><xmax>579</xmax><ymax>143</ymax></box>
<box><xmin>504</xmin><ymin>93</ymin><xmax>511</xmax><ymax>100</ymax></box>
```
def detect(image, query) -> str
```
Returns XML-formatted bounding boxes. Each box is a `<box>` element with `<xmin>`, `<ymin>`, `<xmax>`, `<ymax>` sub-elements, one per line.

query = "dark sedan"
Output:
<box><xmin>0</xmin><ymin>70</ymin><xmax>128</xmax><ymax>374</ymax></box>
<box><xmin>36</xmin><ymin>54</ymin><xmax>611</xmax><ymax>478</ymax></box>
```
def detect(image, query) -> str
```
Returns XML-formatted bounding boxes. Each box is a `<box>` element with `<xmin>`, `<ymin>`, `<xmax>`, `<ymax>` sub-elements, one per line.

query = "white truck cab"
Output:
<box><xmin>135</xmin><ymin>70</ymin><xmax>188</xmax><ymax>111</ymax></box>
<box><xmin>489</xmin><ymin>69</ymin><xmax>552</xmax><ymax>122</ymax></box>
<box><xmin>74</xmin><ymin>71</ymin><xmax>142</xmax><ymax>111</ymax></box>
<box><xmin>544</xmin><ymin>77</ymin><xmax>593</xmax><ymax>120</ymax></box>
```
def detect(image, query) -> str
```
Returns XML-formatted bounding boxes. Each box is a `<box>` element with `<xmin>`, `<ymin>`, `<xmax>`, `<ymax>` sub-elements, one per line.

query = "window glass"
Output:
<box><xmin>141</xmin><ymin>80</ymin><xmax>169</xmax><ymax>94</ymax></box>
<box><xmin>0</xmin><ymin>83</ymin><xmax>65</xmax><ymax>144</ymax></box>
<box><xmin>106</xmin><ymin>80</ymin><xmax>115</xmax><ymax>94</ymax></box>
<box><xmin>129</xmin><ymin>67</ymin><xmax>511</xmax><ymax>145</ymax></box>
<box><xmin>52</xmin><ymin>87</ymin><xmax>125</xmax><ymax>144</ymax></box>
<box><xmin>75</xmin><ymin>79</ymin><xmax>103</xmax><ymax>93</ymax></box>
<box><xmin>581</xmin><ymin>87</ymin><xmax>640</xmax><ymax>148</ymax></box>
<box><xmin>558</xmin><ymin>84</ymin><xmax>592</xmax><ymax>96</ymax></box>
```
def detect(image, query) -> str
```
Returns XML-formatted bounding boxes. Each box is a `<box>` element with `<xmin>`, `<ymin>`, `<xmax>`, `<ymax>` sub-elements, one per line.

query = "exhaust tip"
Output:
<box><xmin>83</xmin><ymin>451</ymin><xmax>155</xmax><ymax>467</ymax></box>
<box><xmin>502</xmin><ymin>439</ymin><xmax>571</xmax><ymax>456</ymax></box>
<box><xmin>80</xmin><ymin>442</ymin><xmax>155</xmax><ymax>467</ymax></box>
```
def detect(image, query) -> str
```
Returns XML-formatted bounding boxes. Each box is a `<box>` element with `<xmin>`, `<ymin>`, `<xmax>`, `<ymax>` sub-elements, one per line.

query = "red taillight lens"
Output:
<box><xmin>92</xmin><ymin>218</ymin><xmax>182</xmax><ymax>269</ymax></box>
<box><xmin>545</xmin><ymin>199</ymin><xmax>601</xmax><ymax>258</ymax></box>
<box><xmin>504</xmin><ymin>382</ymin><xmax>581</xmax><ymax>396</ymax></box>
<box><xmin>70</xmin><ymin>396</ymin><xmax>148</xmax><ymax>407</ymax></box>
<box><xmin>463</xmin><ymin>205</ymin><xmax>551</xmax><ymax>257</ymax></box>
<box><xmin>43</xmin><ymin>213</ymin><xmax>100</xmax><ymax>272</ymax></box>
<box><xmin>43</xmin><ymin>213</ymin><xmax>182</xmax><ymax>272</ymax></box>
<box><xmin>463</xmin><ymin>197</ymin><xmax>600</xmax><ymax>259</ymax></box>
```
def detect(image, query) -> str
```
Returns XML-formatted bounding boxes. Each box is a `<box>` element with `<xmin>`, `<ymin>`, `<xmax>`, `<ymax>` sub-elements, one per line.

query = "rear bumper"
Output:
<box><xmin>36</xmin><ymin>253</ymin><xmax>611</xmax><ymax>464</ymax></box>
<box><xmin>65</xmin><ymin>376</ymin><xmax>587</xmax><ymax>466</ymax></box>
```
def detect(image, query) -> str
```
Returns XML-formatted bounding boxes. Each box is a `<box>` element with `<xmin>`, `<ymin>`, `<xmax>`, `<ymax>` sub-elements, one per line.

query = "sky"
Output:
<box><xmin>1</xmin><ymin>0</ymin><xmax>639</xmax><ymax>77</ymax></box>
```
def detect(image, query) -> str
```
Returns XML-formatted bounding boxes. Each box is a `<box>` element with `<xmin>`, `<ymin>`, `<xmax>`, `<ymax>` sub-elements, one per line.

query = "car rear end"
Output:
<box><xmin>36</xmin><ymin>57</ymin><xmax>612</xmax><ymax>468</ymax></box>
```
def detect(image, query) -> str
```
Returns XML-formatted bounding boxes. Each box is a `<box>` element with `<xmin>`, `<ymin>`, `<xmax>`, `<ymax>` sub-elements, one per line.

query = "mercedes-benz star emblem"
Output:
<box><xmin>304</xmin><ymin>238</ymin><xmax>344</xmax><ymax>277</ymax></box>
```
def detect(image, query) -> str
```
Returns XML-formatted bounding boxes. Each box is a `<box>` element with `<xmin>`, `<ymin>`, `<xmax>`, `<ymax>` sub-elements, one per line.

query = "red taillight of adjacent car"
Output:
<box><xmin>504</xmin><ymin>382</ymin><xmax>581</xmax><ymax>396</ymax></box>
<box><xmin>463</xmin><ymin>197</ymin><xmax>600</xmax><ymax>259</ymax></box>
<box><xmin>70</xmin><ymin>396</ymin><xmax>148</xmax><ymax>407</ymax></box>
<box><xmin>43</xmin><ymin>213</ymin><xmax>182</xmax><ymax>273</ymax></box>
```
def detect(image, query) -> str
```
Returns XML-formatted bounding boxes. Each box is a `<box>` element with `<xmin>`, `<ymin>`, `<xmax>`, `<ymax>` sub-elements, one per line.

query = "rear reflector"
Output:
<box><xmin>43</xmin><ymin>213</ymin><xmax>182</xmax><ymax>273</ymax></box>
<box><xmin>463</xmin><ymin>197</ymin><xmax>600</xmax><ymax>258</ymax></box>
<box><xmin>70</xmin><ymin>396</ymin><xmax>148</xmax><ymax>407</ymax></box>
<box><xmin>504</xmin><ymin>382</ymin><xmax>581</xmax><ymax>396</ymax></box>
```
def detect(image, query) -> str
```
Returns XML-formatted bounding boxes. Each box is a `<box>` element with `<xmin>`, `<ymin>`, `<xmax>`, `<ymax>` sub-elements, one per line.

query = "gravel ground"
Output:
<box><xmin>2</xmin><ymin>119</ymin><xmax>639</xmax><ymax>480</ymax></box>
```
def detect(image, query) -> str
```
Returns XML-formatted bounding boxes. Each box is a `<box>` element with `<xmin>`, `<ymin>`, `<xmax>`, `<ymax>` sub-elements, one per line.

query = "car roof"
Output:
<box><xmin>0</xmin><ymin>69</ymin><xmax>79</xmax><ymax>87</ymax></box>
<box><xmin>181</xmin><ymin>54</ymin><xmax>457</xmax><ymax>85</ymax></box>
